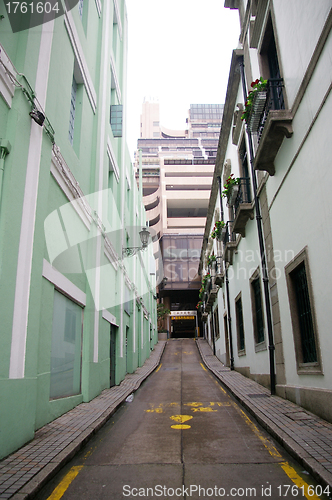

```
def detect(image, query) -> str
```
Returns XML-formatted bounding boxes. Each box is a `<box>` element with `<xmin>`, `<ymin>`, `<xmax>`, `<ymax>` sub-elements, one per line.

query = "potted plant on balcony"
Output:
<box><xmin>211</xmin><ymin>221</ymin><xmax>226</xmax><ymax>241</ymax></box>
<box><xmin>207</xmin><ymin>254</ymin><xmax>216</xmax><ymax>266</ymax></box>
<box><xmin>241</xmin><ymin>77</ymin><xmax>268</xmax><ymax>132</ymax></box>
<box><xmin>222</xmin><ymin>174</ymin><xmax>240</xmax><ymax>206</ymax></box>
<box><xmin>196</xmin><ymin>300</ymin><xmax>203</xmax><ymax>312</ymax></box>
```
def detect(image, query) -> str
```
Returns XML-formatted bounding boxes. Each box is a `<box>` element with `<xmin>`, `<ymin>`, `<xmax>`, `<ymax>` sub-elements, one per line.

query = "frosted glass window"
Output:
<box><xmin>50</xmin><ymin>291</ymin><xmax>83</xmax><ymax>399</ymax></box>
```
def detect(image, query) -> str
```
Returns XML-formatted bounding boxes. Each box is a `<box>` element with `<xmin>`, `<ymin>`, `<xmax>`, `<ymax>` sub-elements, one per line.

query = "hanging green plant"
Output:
<box><xmin>207</xmin><ymin>254</ymin><xmax>217</xmax><ymax>266</ymax></box>
<box><xmin>222</xmin><ymin>174</ymin><xmax>240</xmax><ymax>199</ymax></box>
<box><xmin>241</xmin><ymin>77</ymin><xmax>268</xmax><ymax>123</ymax></box>
<box><xmin>211</xmin><ymin>220</ymin><xmax>226</xmax><ymax>239</ymax></box>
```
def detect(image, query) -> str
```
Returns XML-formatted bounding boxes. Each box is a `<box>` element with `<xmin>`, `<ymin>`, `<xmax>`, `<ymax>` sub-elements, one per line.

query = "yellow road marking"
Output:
<box><xmin>170</xmin><ymin>415</ymin><xmax>193</xmax><ymax>423</ymax></box>
<box><xmin>170</xmin><ymin>415</ymin><xmax>193</xmax><ymax>429</ymax></box>
<box><xmin>233</xmin><ymin>404</ymin><xmax>282</xmax><ymax>459</ymax></box>
<box><xmin>232</xmin><ymin>402</ymin><xmax>322</xmax><ymax>498</ymax></box>
<box><xmin>214</xmin><ymin>379</ymin><xmax>227</xmax><ymax>394</ymax></box>
<box><xmin>191</xmin><ymin>407</ymin><xmax>217</xmax><ymax>412</ymax></box>
<box><xmin>171</xmin><ymin>424</ymin><xmax>191</xmax><ymax>429</ymax></box>
<box><xmin>200</xmin><ymin>362</ymin><xmax>207</xmax><ymax>371</ymax></box>
<box><xmin>155</xmin><ymin>363</ymin><xmax>162</xmax><ymax>373</ymax></box>
<box><xmin>145</xmin><ymin>407</ymin><xmax>163</xmax><ymax>413</ymax></box>
<box><xmin>46</xmin><ymin>466</ymin><xmax>83</xmax><ymax>500</ymax></box>
<box><xmin>280</xmin><ymin>462</ymin><xmax>321</xmax><ymax>500</ymax></box>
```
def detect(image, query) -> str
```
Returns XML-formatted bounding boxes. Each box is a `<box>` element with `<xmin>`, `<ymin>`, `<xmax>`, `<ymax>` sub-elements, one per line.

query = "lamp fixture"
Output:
<box><xmin>122</xmin><ymin>226</ymin><xmax>150</xmax><ymax>258</ymax></box>
<box><xmin>29</xmin><ymin>108</ymin><xmax>45</xmax><ymax>126</ymax></box>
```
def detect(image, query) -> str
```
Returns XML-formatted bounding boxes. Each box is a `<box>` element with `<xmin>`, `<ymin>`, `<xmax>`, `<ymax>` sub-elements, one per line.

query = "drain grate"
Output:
<box><xmin>248</xmin><ymin>393</ymin><xmax>270</xmax><ymax>398</ymax></box>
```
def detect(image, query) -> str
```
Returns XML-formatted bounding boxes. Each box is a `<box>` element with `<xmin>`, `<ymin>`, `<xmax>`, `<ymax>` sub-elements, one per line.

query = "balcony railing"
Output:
<box><xmin>234</xmin><ymin>177</ymin><xmax>252</xmax><ymax>215</ymax></box>
<box><xmin>232</xmin><ymin>177</ymin><xmax>255</xmax><ymax>237</ymax></box>
<box><xmin>222</xmin><ymin>220</ymin><xmax>236</xmax><ymax>246</ymax></box>
<box><xmin>252</xmin><ymin>78</ymin><xmax>293</xmax><ymax>176</ymax></box>
<box><xmin>256</xmin><ymin>78</ymin><xmax>285</xmax><ymax>141</ymax></box>
<box><xmin>222</xmin><ymin>221</ymin><xmax>237</xmax><ymax>265</ymax></box>
<box><xmin>215</xmin><ymin>256</ymin><xmax>224</xmax><ymax>286</ymax></box>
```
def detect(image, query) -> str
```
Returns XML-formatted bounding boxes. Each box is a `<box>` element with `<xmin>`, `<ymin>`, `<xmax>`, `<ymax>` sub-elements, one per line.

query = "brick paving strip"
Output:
<box><xmin>196</xmin><ymin>338</ymin><xmax>332</xmax><ymax>490</ymax></box>
<box><xmin>0</xmin><ymin>341</ymin><xmax>166</xmax><ymax>500</ymax></box>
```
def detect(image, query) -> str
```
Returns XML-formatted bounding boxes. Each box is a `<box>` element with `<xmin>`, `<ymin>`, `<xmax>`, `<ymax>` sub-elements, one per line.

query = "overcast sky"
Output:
<box><xmin>125</xmin><ymin>0</ymin><xmax>240</xmax><ymax>160</ymax></box>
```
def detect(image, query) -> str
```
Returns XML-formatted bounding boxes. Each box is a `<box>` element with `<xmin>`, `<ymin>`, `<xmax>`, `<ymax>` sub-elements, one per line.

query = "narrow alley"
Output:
<box><xmin>34</xmin><ymin>340</ymin><xmax>329</xmax><ymax>500</ymax></box>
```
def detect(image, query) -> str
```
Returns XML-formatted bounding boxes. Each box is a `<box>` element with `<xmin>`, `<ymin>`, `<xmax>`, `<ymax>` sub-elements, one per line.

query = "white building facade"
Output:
<box><xmin>200</xmin><ymin>0</ymin><xmax>332</xmax><ymax>423</ymax></box>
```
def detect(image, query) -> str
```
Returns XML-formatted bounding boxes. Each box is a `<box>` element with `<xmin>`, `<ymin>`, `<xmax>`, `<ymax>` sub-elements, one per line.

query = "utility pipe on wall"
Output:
<box><xmin>218</xmin><ymin>175</ymin><xmax>234</xmax><ymax>370</ymax></box>
<box><xmin>0</xmin><ymin>140</ymin><xmax>11</xmax><ymax>209</ymax></box>
<box><xmin>239</xmin><ymin>58</ymin><xmax>276</xmax><ymax>395</ymax></box>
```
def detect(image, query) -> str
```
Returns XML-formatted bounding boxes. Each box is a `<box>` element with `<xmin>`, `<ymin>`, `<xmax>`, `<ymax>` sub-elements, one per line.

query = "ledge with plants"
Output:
<box><xmin>241</xmin><ymin>77</ymin><xmax>268</xmax><ymax>133</ymax></box>
<box><xmin>211</xmin><ymin>221</ymin><xmax>226</xmax><ymax>241</ymax></box>
<box><xmin>207</xmin><ymin>254</ymin><xmax>216</xmax><ymax>267</ymax></box>
<box><xmin>222</xmin><ymin>174</ymin><xmax>240</xmax><ymax>206</ymax></box>
<box><xmin>198</xmin><ymin>273</ymin><xmax>211</xmax><ymax>300</ymax></box>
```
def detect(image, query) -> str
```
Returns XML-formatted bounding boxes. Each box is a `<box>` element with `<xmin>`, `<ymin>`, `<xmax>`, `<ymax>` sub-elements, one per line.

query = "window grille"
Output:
<box><xmin>236</xmin><ymin>297</ymin><xmax>245</xmax><ymax>351</ymax></box>
<box><xmin>292</xmin><ymin>263</ymin><xmax>317</xmax><ymax>363</ymax></box>
<box><xmin>68</xmin><ymin>76</ymin><xmax>77</xmax><ymax>145</ymax></box>
<box><xmin>252</xmin><ymin>277</ymin><xmax>264</xmax><ymax>343</ymax></box>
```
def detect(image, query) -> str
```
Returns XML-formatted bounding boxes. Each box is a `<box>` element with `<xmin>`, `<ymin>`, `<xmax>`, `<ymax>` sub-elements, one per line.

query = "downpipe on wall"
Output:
<box><xmin>218</xmin><ymin>175</ymin><xmax>234</xmax><ymax>370</ymax></box>
<box><xmin>239</xmin><ymin>58</ymin><xmax>276</xmax><ymax>395</ymax></box>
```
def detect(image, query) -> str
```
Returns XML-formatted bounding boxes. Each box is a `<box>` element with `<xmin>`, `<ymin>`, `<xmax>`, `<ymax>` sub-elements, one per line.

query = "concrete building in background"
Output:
<box><xmin>0</xmin><ymin>0</ymin><xmax>157</xmax><ymax>459</ymax></box>
<box><xmin>136</xmin><ymin>100</ymin><xmax>223</xmax><ymax>338</ymax></box>
<box><xmin>199</xmin><ymin>0</ymin><xmax>332</xmax><ymax>422</ymax></box>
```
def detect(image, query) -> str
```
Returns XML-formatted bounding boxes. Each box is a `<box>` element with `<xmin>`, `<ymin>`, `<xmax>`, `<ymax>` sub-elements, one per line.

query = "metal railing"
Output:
<box><xmin>234</xmin><ymin>177</ymin><xmax>252</xmax><ymax>215</ymax></box>
<box><xmin>257</xmin><ymin>78</ymin><xmax>285</xmax><ymax>141</ymax></box>
<box><xmin>222</xmin><ymin>221</ymin><xmax>236</xmax><ymax>245</ymax></box>
<box><xmin>215</xmin><ymin>256</ymin><xmax>223</xmax><ymax>276</ymax></box>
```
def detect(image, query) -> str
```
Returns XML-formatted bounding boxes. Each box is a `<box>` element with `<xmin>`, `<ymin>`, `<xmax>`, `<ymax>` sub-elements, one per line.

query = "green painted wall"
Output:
<box><xmin>0</xmin><ymin>0</ymin><xmax>157</xmax><ymax>460</ymax></box>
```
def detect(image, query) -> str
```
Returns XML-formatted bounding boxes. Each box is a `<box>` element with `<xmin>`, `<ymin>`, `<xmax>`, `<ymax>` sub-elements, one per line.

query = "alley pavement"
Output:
<box><xmin>0</xmin><ymin>342</ymin><xmax>166</xmax><ymax>500</ymax></box>
<box><xmin>196</xmin><ymin>338</ymin><xmax>332</xmax><ymax>491</ymax></box>
<box><xmin>1</xmin><ymin>338</ymin><xmax>332</xmax><ymax>499</ymax></box>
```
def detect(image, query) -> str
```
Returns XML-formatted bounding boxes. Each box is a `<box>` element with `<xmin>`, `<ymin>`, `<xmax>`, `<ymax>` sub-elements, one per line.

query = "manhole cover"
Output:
<box><xmin>248</xmin><ymin>393</ymin><xmax>270</xmax><ymax>398</ymax></box>
<box><xmin>285</xmin><ymin>412</ymin><xmax>314</xmax><ymax>421</ymax></box>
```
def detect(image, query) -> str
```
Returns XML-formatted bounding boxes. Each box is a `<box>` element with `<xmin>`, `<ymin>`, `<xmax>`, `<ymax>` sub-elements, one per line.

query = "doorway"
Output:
<box><xmin>110</xmin><ymin>324</ymin><xmax>117</xmax><ymax>387</ymax></box>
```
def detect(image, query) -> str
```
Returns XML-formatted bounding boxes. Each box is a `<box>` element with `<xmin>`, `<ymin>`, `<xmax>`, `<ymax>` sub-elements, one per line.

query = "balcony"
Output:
<box><xmin>222</xmin><ymin>221</ymin><xmax>237</xmax><ymax>265</ymax></box>
<box><xmin>205</xmin><ymin>277</ymin><xmax>218</xmax><ymax>310</ymax></box>
<box><xmin>252</xmin><ymin>79</ymin><xmax>293</xmax><ymax>176</ymax></box>
<box><xmin>232</xmin><ymin>177</ymin><xmax>255</xmax><ymax>237</ymax></box>
<box><xmin>214</xmin><ymin>256</ymin><xmax>224</xmax><ymax>286</ymax></box>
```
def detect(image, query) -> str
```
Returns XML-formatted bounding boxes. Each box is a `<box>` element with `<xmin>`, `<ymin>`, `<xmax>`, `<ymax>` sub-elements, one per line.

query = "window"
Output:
<box><xmin>110</xmin><ymin>104</ymin><xmax>123</xmax><ymax>137</ymax></box>
<box><xmin>235</xmin><ymin>294</ymin><xmax>245</xmax><ymax>353</ymax></box>
<box><xmin>214</xmin><ymin>307</ymin><xmax>220</xmax><ymax>340</ymax></box>
<box><xmin>285</xmin><ymin>249</ymin><xmax>321</xmax><ymax>373</ymax></box>
<box><xmin>250</xmin><ymin>271</ymin><xmax>265</xmax><ymax>347</ymax></box>
<box><xmin>68</xmin><ymin>76</ymin><xmax>77</xmax><ymax>145</ymax></box>
<box><xmin>260</xmin><ymin>15</ymin><xmax>285</xmax><ymax>110</ymax></box>
<box><xmin>124</xmin><ymin>283</ymin><xmax>132</xmax><ymax>316</ymax></box>
<box><xmin>50</xmin><ymin>291</ymin><xmax>83</xmax><ymax>399</ymax></box>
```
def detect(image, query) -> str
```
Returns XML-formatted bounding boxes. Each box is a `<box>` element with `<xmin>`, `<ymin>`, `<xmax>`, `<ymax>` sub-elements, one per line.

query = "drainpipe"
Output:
<box><xmin>0</xmin><ymin>140</ymin><xmax>11</xmax><ymax>208</ymax></box>
<box><xmin>239</xmin><ymin>58</ymin><xmax>276</xmax><ymax>395</ymax></box>
<box><xmin>218</xmin><ymin>175</ymin><xmax>234</xmax><ymax>370</ymax></box>
<box><xmin>211</xmin><ymin>302</ymin><xmax>216</xmax><ymax>356</ymax></box>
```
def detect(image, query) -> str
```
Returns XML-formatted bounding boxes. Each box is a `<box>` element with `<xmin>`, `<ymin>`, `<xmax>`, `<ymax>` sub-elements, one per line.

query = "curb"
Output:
<box><xmin>8</xmin><ymin>341</ymin><xmax>166</xmax><ymax>500</ymax></box>
<box><xmin>195</xmin><ymin>339</ymin><xmax>332</xmax><ymax>490</ymax></box>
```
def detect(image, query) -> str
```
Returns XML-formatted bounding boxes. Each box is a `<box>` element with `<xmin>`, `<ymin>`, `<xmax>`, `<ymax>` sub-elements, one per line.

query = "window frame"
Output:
<box><xmin>285</xmin><ymin>247</ymin><xmax>322</xmax><ymax>375</ymax></box>
<box><xmin>235</xmin><ymin>292</ymin><xmax>245</xmax><ymax>355</ymax></box>
<box><xmin>249</xmin><ymin>268</ymin><xmax>266</xmax><ymax>351</ymax></box>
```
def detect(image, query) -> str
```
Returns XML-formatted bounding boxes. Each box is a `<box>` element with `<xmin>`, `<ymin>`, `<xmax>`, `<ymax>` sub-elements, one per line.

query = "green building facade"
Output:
<box><xmin>0</xmin><ymin>0</ymin><xmax>158</xmax><ymax>459</ymax></box>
